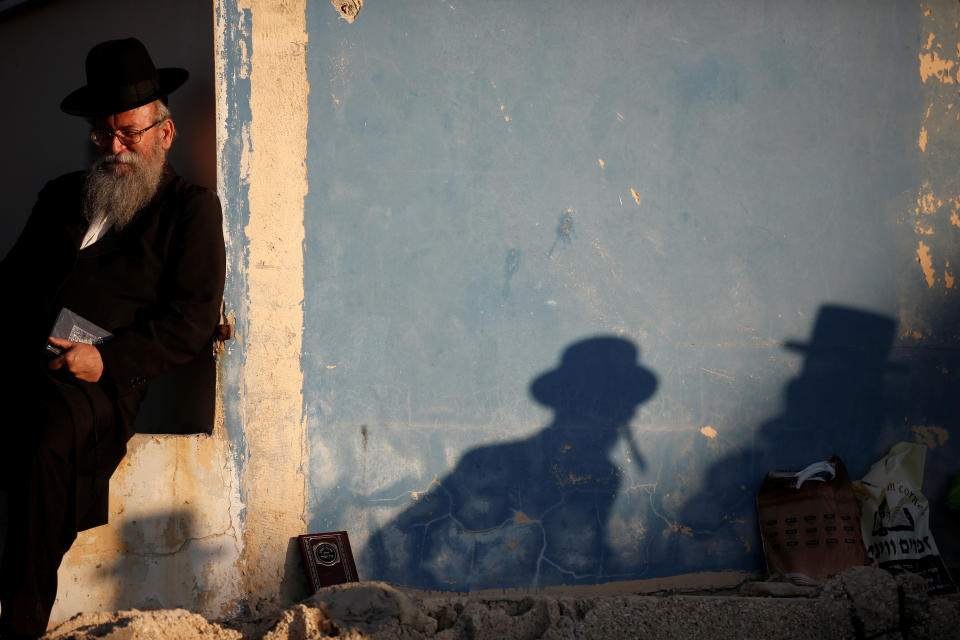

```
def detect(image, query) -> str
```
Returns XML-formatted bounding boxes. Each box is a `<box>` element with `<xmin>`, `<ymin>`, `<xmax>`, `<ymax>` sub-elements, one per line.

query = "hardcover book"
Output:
<box><xmin>297</xmin><ymin>531</ymin><xmax>359</xmax><ymax>592</ymax></box>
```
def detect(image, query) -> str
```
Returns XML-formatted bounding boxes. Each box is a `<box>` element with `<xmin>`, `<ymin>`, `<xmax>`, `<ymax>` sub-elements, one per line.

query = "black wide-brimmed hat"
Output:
<box><xmin>61</xmin><ymin>38</ymin><xmax>188</xmax><ymax>117</ymax></box>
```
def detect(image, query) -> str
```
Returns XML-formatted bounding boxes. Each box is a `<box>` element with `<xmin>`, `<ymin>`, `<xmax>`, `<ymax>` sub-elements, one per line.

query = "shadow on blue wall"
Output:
<box><xmin>365</xmin><ymin>336</ymin><xmax>658</xmax><ymax>591</ymax></box>
<box><xmin>662</xmin><ymin>305</ymin><xmax>936</xmax><ymax>574</ymax></box>
<box><xmin>364</xmin><ymin>308</ymin><xmax>960</xmax><ymax>589</ymax></box>
<box><xmin>762</xmin><ymin>306</ymin><xmax>900</xmax><ymax>473</ymax></box>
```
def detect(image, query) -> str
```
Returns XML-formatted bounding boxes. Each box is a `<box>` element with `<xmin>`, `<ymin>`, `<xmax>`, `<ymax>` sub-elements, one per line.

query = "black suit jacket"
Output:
<box><xmin>0</xmin><ymin>164</ymin><xmax>225</xmax><ymax>529</ymax></box>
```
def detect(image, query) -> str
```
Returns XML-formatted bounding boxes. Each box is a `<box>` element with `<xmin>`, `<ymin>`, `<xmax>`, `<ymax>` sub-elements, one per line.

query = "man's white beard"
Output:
<box><xmin>82</xmin><ymin>141</ymin><xmax>165</xmax><ymax>231</ymax></box>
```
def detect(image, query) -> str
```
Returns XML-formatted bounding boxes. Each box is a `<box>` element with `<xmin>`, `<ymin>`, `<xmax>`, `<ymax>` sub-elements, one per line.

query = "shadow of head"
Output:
<box><xmin>777</xmin><ymin>305</ymin><xmax>904</xmax><ymax>430</ymax></box>
<box><xmin>784</xmin><ymin>305</ymin><xmax>903</xmax><ymax>383</ymax></box>
<box><xmin>530</xmin><ymin>336</ymin><xmax>658</xmax><ymax>428</ymax></box>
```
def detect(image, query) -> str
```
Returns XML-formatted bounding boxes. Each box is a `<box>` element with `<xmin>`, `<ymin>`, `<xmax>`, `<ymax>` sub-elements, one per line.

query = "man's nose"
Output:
<box><xmin>109</xmin><ymin>134</ymin><xmax>127</xmax><ymax>156</ymax></box>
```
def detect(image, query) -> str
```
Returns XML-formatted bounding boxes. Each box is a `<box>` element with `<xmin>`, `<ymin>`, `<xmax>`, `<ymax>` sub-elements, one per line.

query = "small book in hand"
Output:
<box><xmin>45</xmin><ymin>307</ymin><xmax>113</xmax><ymax>357</ymax></box>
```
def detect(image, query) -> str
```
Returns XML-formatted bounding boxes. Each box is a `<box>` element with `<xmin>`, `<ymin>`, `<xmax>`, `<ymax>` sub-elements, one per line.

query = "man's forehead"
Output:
<box><xmin>94</xmin><ymin>102</ymin><xmax>158</xmax><ymax>127</ymax></box>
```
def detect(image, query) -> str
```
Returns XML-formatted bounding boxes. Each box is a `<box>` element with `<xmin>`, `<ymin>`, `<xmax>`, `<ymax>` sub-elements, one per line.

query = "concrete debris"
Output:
<box><xmin>820</xmin><ymin>565</ymin><xmax>960</xmax><ymax>640</ymax></box>
<box><xmin>43</xmin><ymin>568</ymin><xmax>960</xmax><ymax>640</ymax></box>
<box><xmin>897</xmin><ymin>571</ymin><xmax>931</xmax><ymax>639</ymax></box>
<box><xmin>930</xmin><ymin>597</ymin><xmax>960</xmax><ymax>640</ymax></box>
<box><xmin>739</xmin><ymin>580</ymin><xmax>819</xmax><ymax>598</ymax></box>
<box><xmin>822</xmin><ymin>566</ymin><xmax>900</xmax><ymax>639</ymax></box>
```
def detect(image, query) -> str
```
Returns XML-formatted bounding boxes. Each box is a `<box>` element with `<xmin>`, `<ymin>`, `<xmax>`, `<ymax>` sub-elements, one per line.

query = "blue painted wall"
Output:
<box><xmin>297</xmin><ymin>1</ymin><xmax>959</xmax><ymax>590</ymax></box>
<box><xmin>216</xmin><ymin>0</ymin><xmax>252</xmax><ymax>465</ymax></box>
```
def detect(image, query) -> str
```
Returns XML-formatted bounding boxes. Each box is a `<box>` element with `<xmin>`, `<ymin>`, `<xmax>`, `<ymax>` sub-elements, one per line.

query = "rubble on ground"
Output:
<box><xmin>44</xmin><ymin>567</ymin><xmax>960</xmax><ymax>640</ymax></box>
<box><xmin>44</xmin><ymin>608</ymin><xmax>241</xmax><ymax>640</ymax></box>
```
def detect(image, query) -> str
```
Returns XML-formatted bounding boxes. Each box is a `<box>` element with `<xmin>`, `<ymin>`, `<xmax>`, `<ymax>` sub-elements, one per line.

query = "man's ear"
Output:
<box><xmin>160</xmin><ymin>118</ymin><xmax>176</xmax><ymax>150</ymax></box>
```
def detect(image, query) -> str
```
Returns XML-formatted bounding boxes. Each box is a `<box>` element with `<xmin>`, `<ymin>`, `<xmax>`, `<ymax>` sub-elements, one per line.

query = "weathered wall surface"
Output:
<box><xmin>4</xmin><ymin>0</ymin><xmax>960</xmax><ymax>630</ymax></box>
<box><xmin>217</xmin><ymin>0</ymin><xmax>310</xmax><ymax>607</ymax></box>
<box><xmin>50</xmin><ymin>433</ymin><xmax>245</xmax><ymax>623</ymax></box>
<box><xmin>295</xmin><ymin>0</ymin><xmax>960</xmax><ymax>593</ymax></box>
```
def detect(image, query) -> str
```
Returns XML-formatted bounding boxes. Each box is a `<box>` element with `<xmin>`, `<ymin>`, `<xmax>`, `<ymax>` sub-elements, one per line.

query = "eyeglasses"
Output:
<box><xmin>89</xmin><ymin>119</ymin><xmax>164</xmax><ymax>146</ymax></box>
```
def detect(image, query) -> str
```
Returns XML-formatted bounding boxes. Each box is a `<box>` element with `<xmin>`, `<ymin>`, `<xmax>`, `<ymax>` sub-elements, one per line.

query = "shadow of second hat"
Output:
<box><xmin>785</xmin><ymin>305</ymin><xmax>905</xmax><ymax>371</ymax></box>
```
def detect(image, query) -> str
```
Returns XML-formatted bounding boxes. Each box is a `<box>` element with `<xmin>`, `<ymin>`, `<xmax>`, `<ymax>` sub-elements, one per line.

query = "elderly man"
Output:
<box><xmin>0</xmin><ymin>38</ymin><xmax>225</xmax><ymax>638</ymax></box>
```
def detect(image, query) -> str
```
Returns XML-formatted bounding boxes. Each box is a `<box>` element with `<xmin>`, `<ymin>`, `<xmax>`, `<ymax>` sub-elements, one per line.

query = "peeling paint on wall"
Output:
<box><xmin>231</xmin><ymin>0</ymin><xmax>310</xmax><ymax>606</ymax></box>
<box><xmin>331</xmin><ymin>0</ymin><xmax>362</xmax><ymax>24</ymax></box>
<box><xmin>916</xmin><ymin>182</ymin><xmax>938</xmax><ymax>216</ymax></box>
<box><xmin>904</xmin><ymin>13</ymin><xmax>960</xmax><ymax>297</ymax></box>
<box><xmin>699</xmin><ymin>426</ymin><xmax>719</xmax><ymax>439</ymax></box>
<box><xmin>919</xmin><ymin>32</ymin><xmax>955</xmax><ymax>84</ymax></box>
<box><xmin>917</xmin><ymin>240</ymin><xmax>936</xmax><ymax>287</ymax></box>
<box><xmin>912</xmin><ymin>424</ymin><xmax>950</xmax><ymax>448</ymax></box>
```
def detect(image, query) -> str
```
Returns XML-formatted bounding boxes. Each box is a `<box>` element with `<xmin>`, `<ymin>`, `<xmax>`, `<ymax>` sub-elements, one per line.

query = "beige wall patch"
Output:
<box><xmin>917</xmin><ymin>240</ymin><xmax>936</xmax><ymax>287</ymax></box>
<box><xmin>233</xmin><ymin>0</ymin><xmax>309</xmax><ymax>606</ymax></box>
<box><xmin>912</xmin><ymin>425</ymin><xmax>950</xmax><ymax>449</ymax></box>
<box><xmin>332</xmin><ymin>0</ymin><xmax>362</xmax><ymax>23</ymax></box>
<box><xmin>699</xmin><ymin>426</ymin><xmax>719</xmax><ymax>439</ymax></box>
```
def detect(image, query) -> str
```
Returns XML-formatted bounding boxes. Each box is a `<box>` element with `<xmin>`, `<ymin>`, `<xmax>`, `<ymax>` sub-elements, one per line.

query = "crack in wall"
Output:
<box><xmin>125</xmin><ymin>529</ymin><xmax>238</xmax><ymax>559</ymax></box>
<box><xmin>399</xmin><ymin>475</ymin><xmax>647</xmax><ymax>589</ymax></box>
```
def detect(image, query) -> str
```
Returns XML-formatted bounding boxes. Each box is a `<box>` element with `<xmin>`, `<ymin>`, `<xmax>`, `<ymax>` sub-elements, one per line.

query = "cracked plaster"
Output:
<box><xmin>51</xmin><ymin>428</ymin><xmax>246</xmax><ymax>624</ymax></box>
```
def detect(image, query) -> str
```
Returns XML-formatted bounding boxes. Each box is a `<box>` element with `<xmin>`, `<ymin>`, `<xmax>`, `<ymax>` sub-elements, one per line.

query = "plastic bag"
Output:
<box><xmin>757</xmin><ymin>455</ymin><xmax>867</xmax><ymax>585</ymax></box>
<box><xmin>853</xmin><ymin>442</ymin><xmax>957</xmax><ymax>595</ymax></box>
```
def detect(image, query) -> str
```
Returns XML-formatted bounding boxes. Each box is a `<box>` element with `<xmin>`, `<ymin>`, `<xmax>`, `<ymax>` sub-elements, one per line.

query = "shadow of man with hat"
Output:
<box><xmin>663</xmin><ymin>305</ymin><xmax>903</xmax><ymax>575</ymax></box>
<box><xmin>364</xmin><ymin>336</ymin><xmax>658</xmax><ymax>591</ymax></box>
<box><xmin>0</xmin><ymin>38</ymin><xmax>224</xmax><ymax>638</ymax></box>
<box><xmin>765</xmin><ymin>305</ymin><xmax>903</xmax><ymax>472</ymax></box>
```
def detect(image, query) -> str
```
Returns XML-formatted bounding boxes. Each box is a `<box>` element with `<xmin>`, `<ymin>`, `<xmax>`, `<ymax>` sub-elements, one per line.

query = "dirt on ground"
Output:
<box><xmin>43</xmin><ymin>568</ymin><xmax>960</xmax><ymax>640</ymax></box>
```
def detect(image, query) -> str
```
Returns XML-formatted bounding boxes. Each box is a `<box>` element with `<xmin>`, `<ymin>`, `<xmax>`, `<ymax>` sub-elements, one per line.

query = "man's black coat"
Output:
<box><xmin>0</xmin><ymin>164</ymin><xmax>225</xmax><ymax>530</ymax></box>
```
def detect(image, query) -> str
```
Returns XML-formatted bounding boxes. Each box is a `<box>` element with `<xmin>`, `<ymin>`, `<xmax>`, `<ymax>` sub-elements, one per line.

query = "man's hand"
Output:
<box><xmin>47</xmin><ymin>337</ymin><xmax>104</xmax><ymax>382</ymax></box>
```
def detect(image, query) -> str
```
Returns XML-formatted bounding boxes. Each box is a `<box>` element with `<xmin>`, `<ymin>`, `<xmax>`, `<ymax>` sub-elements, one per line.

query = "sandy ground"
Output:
<box><xmin>42</xmin><ymin>568</ymin><xmax>960</xmax><ymax>640</ymax></box>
